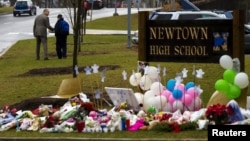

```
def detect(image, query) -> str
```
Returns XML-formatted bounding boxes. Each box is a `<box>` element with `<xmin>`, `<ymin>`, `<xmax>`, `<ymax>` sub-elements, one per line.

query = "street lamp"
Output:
<box><xmin>113</xmin><ymin>0</ymin><xmax>119</xmax><ymax>16</ymax></box>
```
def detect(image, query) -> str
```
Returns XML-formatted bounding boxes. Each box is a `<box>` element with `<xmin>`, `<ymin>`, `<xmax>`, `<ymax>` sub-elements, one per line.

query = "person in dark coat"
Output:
<box><xmin>33</xmin><ymin>8</ymin><xmax>54</xmax><ymax>60</ymax></box>
<box><xmin>54</xmin><ymin>14</ymin><xmax>69</xmax><ymax>59</ymax></box>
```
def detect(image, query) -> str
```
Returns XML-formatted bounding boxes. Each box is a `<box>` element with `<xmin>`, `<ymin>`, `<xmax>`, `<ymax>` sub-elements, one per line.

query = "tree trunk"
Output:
<box><xmin>72</xmin><ymin>0</ymin><xmax>82</xmax><ymax>78</ymax></box>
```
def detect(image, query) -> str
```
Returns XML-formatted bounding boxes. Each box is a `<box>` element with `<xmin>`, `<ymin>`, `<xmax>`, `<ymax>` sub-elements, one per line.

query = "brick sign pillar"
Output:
<box><xmin>138</xmin><ymin>11</ymin><xmax>149</xmax><ymax>62</ymax></box>
<box><xmin>233</xmin><ymin>10</ymin><xmax>245</xmax><ymax>72</ymax></box>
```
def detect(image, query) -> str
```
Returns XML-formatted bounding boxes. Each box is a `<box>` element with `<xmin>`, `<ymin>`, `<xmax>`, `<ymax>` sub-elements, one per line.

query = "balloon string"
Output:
<box><xmin>90</xmin><ymin>77</ymin><xmax>96</xmax><ymax>109</ymax></box>
<box><xmin>159</xmin><ymin>80</ymin><xmax>163</xmax><ymax>112</ymax></box>
<box><xmin>183</xmin><ymin>85</ymin><xmax>185</xmax><ymax>113</ymax></box>
<box><xmin>193</xmin><ymin>78</ymin><xmax>196</xmax><ymax>111</ymax></box>
<box><xmin>193</xmin><ymin>65</ymin><xmax>196</xmax><ymax>111</ymax></box>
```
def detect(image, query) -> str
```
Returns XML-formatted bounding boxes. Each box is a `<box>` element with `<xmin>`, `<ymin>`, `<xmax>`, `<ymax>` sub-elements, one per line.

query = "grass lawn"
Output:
<box><xmin>0</xmin><ymin>6</ymin><xmax>12</xmax><ymax>14</ymax></box>
<box><xmin>0</xmin><ymin>9</ymin><xmax>249</xmax><ymax>139</ymax></box>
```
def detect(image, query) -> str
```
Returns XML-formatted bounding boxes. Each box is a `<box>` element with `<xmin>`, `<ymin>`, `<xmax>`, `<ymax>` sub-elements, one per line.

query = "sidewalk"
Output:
<box><xmin>85</xmin><ymin>29</ymin><xmax>134</xmax><ymax>35</ymax></box>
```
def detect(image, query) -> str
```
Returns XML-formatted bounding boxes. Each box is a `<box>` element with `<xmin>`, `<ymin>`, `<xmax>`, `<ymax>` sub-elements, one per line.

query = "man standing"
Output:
<box><xmin>33</xmin><ymin>8</ymin><xmax>54</xmax><ymax>60</ymax></box>
<box><xmin>54</xmin><ymin>14</ymin><xmax>69</xmax><ymax>59</ymax></box>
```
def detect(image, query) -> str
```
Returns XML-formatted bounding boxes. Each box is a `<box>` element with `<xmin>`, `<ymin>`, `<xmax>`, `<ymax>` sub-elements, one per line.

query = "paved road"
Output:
<box><xmin>0</xmin><ymin>7</ymin><xmax>154</xmax><ymax>57</ymax></box>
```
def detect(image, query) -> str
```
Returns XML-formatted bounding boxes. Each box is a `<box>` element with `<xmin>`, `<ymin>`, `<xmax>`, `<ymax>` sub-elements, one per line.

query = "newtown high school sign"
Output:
<box><xmin>147</xmin><ymin>20</ymin><xmax>232</xmax><ymax>63</ymax></box>
<box><xmin>138</xmin><ymin>10</ymin><xmax>245</xmax><ymax>67</ymax></box>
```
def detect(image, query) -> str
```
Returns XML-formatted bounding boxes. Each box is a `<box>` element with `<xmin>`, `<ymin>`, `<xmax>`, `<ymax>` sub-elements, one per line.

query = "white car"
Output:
<box><xmin>131</xmin><ymin>10</ymin><xmax>227</xmax><ymax>44</ymax></box>
<box><xmin>149</xmin><ymin>10</ymin><xmax>227</xmax><ymax>20</ymax></box>
<box><xmin>0</xmin><ymin>0</ymin><xmax>10</xmax><ymax>7</ymax></box>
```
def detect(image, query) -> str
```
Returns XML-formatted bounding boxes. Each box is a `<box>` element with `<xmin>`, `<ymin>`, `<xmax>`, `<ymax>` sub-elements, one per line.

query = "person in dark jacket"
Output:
<box><xmin>54</xmin><ymin>14</ymin><xmax>69</xmax><ymax>59</ymax></box>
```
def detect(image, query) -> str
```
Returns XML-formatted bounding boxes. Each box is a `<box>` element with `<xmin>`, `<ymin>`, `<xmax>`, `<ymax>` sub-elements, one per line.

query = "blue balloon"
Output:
<box><xmin>166</xmin><ymin>79</ymin><xmax>176</xmax><ymax>92</ymax></box>
<box><xmin>185</xmin><ymin>81</ymin><xmax>195</xmax><ymax>90</ymax></box>
<box><xmin>172</xmin><ymin>89</ymin><xmax>183</xmax><ymax>99</ymax></box>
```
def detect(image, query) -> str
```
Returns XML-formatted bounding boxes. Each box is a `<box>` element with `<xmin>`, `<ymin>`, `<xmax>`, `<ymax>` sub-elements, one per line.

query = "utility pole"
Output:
<box><xmin>171</xmin><ymin>0</ymin><xmax>175</xmax><ymax>10</ymax></box>
<box><xmin>136</xmin><ymin>0</ymin><xmax>139</xmax><ymax>11</ymax></box>
<box><xmin>90</xmin><ymin>0</ymin><xmax>94</xmax><ymax>21</ymax></box>
<box><xmin>127</xmin><ymin>0</ymin><xmax>131</xmax><ymax>48</ymax></box>
<box><xmin>113</xmin><ymin>0</ymin><xmax>119</xmax><ymax>16</ymax></box>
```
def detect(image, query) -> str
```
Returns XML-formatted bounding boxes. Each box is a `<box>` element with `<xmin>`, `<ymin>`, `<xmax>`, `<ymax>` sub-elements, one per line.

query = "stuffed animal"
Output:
<box><xmin>128</xmin><ymin>118</ymin><xmax>145</xmax><ymax>131</ymax></box>
<box><xmin>85</xmin><ymin>116</ymin><xmax>96</xmax><ymax>129</ymax></box>
<box><xmin>38</xmin><ymin>104</ymin><xmax>51</xmax><ymax>117</ymax></box>
<box><xmin>89</xmin><ymin>111</ymin><xmax>98</xmax><ymax>120</ymax></box>
<box><xmin>19</xmin><ymin>118</ymin><xmax>33</xmax><ymax>130</ymax></box>
<box><xmin>28</xmin><ymin>117</ymin><xmax>41</xmax><ymax>131</ymax></box>
<box><xmin>137</xmin><ymin>110</ymin><xmax>147</xmax><ymax>118</ymax></box>
<box><xmin>55</xmin><ymin>118</ymin><xmax>75</xmax><ymax>133</ymax></box>
<box><xmin>227</xmin><ymin>100</ymin><xmax>244</xmax><ymax>123</ymax></box>
<box><xmin>106</xmin><ymin>112</ymin><xmax>121</xmax><ymax>131</ymax></box>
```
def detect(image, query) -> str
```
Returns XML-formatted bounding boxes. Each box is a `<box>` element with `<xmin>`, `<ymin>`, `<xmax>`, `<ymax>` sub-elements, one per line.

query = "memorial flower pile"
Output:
<box><xmin>205</xmin><ymin>104</ymin><xmax>232</xmax><ymax>125</ymax></box>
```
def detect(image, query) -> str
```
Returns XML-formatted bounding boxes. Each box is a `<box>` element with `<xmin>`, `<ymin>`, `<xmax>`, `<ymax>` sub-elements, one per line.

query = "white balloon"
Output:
<box><xmin>146</xmin><ymin>66</ymin><xmax>159</xmax><ymax>82</ymax></box>
<box><xmin>144</xmin><ymin>90</ymin><xmax>155</xmax><ymax>98</ymax></box>
<box><xmin>143</xmin><ymin>95</ymin><xmax>167</xmax><ymax>112</ymax></box>
<box><xmin>139</xmin><ymin>75</ymin><xmax>152</xmax><ymax>91</ymax></box>
<box><xmin>219</xmin><ymin>55</ymin><xmax>233</xmax><ymax>69</ymax></box>
<box><xmin>134</xmin><ymin>92</ymin><xmax>144</xmax><ymax>104</ymax></box>
<box><xmin>143</xmin><ymin>95</ymin><xmax>157</xmax><ymax>111</ymax></box>
<box><xmin>150</xmin><ymin>82</ymin><xmax>164</xmax><ymax>96</ymax></box>
<box><xmin>154</xmin><ymin>95</ymin><xmax>167</xmax><ymax>111</ymax></box>
<box><xmin>129</xmin><ymin>72</ymin><xmax>142</xmax><ymax>86</ymax></box>
<box><xmin>163</xmin><ymin>102</ymin><xmax>173</xmax><ymax>112</ymax></box>
<box><xmin>234</xmin><ymin>72</ymin><xmax>249</xmax><ymax>89</ymax></box>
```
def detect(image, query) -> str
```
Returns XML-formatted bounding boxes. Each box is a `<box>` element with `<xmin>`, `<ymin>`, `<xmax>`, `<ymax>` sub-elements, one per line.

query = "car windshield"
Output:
<box><xmin>16</xmin><ymin>1</ymin><xmax>27</xmax><ymax>6</ymax></box>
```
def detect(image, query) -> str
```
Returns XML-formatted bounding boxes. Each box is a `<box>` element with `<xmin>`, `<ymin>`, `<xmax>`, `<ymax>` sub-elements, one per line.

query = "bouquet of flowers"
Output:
<box><xmin>205</xmin><ymin>104</ymin><xmax>232</xmax><ymax>125</ymax></box>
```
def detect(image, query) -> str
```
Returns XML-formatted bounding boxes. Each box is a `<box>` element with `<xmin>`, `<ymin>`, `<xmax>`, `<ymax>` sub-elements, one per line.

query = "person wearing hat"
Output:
<box><xmin>54</xmin><ymin>14</ymin><xmax>69</xmax><ymax>59</ymax></box>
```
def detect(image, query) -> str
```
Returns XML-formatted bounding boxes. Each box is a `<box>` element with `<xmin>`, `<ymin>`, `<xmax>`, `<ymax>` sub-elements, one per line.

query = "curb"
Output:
<box><xmin>0</xmin><ymin>138</ymin><xmax>207</xmax><ymax>141</ymax></box>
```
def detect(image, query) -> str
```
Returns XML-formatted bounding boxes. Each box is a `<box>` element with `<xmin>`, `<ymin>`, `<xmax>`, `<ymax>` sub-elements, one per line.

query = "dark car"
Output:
<box><xmin>87</xmin><ymin>0</ymin><xmax>104</xmax><ymax>9</ymax></box>
<box><xmin>244</xmin><ymin>24</ymin><xmax>250</xmax><ymax>54</ymax></box>
<box><xmin>13</xmin><ymin>0</ymin><xmax>37</xmax><ymax>16</ymax></box>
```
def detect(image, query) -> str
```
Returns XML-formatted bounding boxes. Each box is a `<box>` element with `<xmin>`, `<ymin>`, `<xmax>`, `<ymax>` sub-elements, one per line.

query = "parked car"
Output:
<box><xmin>0</xmin><ymin>0</ymin><xmax>10</xmax><ymax>7</ymax></box>
<box><xmin>244</xmin><ymin>24</ymin><xmax>250</xmax><ymax>54</ymax></box>
<box><xmin>149</xmin><ymin>10</ymin><xmax>227</xmax><ymax>20</ymax></box>
<box><xmin>221</xmin><ymin>11</ymin><xmax>250</xmax><ymax>54</ymax></box>
<box><xmin>87</xmin><ymin>0</ymin><xmax>104</xmax><ymax>9</ymax></box>
<box><xmin>13</xmin><ymin>0</ymin><xmax>37</xmax><ymax>17</ymax></box>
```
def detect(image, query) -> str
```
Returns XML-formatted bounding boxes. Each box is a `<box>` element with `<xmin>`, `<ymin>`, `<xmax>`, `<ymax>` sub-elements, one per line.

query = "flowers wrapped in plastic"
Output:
<box><xmin>205</xmin><ymin>104</ymin><xmax>232</xmax><ymax>125</ymax></box>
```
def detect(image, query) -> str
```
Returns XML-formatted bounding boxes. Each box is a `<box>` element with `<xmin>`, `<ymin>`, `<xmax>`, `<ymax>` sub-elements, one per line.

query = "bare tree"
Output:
<box><xmin>63</xmin><ymin>0</ymin><xmax>84</xmax><ymax>78</ymax></box>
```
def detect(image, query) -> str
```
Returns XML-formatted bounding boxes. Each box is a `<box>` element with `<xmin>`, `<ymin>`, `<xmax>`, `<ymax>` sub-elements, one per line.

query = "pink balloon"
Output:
<box><xmin>161</xmin><ymin>89</ymin><xmax>172</xmax><ymax>100</ymax></box>
<box><xmin>167</xmin><ymin>94</ymin><xmax>176</xmax><ymax>105</ymax></box>
<box><xmin>174</xmin><ymin>84</ymin><xmax>185</xmax><ymax>94</ymax></box>
<box><xmin>172</xmin><ymin>100</ymin><xmax>184</xmax><ymax>112</ymax></box>
<box><xmin>181</xmin><ymin>94</ymin><xmax>193</xmax><ymax>106</ymax></box>
<box><xmin>186</xmin><ymin>87</ymin><xmax>198</xmax><ymax>98</ymax></box>
<box><xmin>163</xmin><ymin>102</ymin><xmax>173</xmax><ymax>112</ymax></box>
<box><xmin>193</xmin><ymin>97</ymin><xmax>202</xmax><ymax>111</ymax></box>
<box><xmin>187</xmin><ymin>97</ymin><xmax>202</xmax><ymax>111</ymax></box>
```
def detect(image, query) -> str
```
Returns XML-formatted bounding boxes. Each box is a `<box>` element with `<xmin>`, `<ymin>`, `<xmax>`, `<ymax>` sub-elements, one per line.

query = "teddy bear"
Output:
<box><xmin>84</xmin><ymin>116</ymin><xmax>96</xmax><ymax>129</ymax></box>
<box><xmin>19</xmin><ymin>118</ymin><xmax>33</xmax><ymax>130</ymax></box>
<box><xmin>27</xmin><ymin>117</ymin><xmax>41</xmax><ymax>131</ymax></box>
<box><xmin>54</xmin><ymin>118</ymin><xmax>76</xmax><ymax>133</ymax></box>
<box><xmin>106</xmin><ymin>112</ymin><xmax>121</xmax><ymax>131</ymax></box>
<box><xmin>38</xmin><ymin>104</ymin><xmax>51</xmax><ymax>117</ymax></box>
